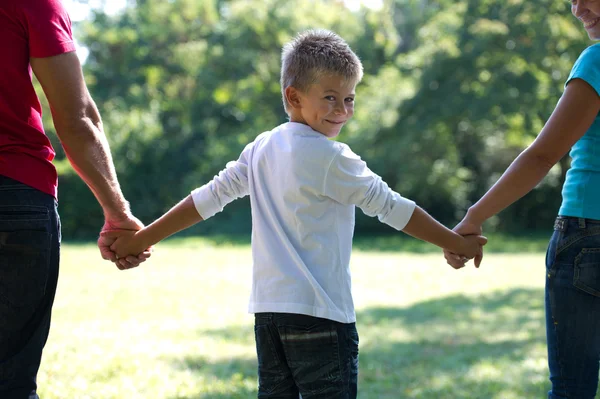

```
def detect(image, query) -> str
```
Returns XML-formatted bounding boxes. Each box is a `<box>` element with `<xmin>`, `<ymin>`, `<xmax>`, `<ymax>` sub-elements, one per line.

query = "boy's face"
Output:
<box><xmin>292</xmin><ymin>74</ymin><xmax>356</xmax><ymax>138</ymax></box>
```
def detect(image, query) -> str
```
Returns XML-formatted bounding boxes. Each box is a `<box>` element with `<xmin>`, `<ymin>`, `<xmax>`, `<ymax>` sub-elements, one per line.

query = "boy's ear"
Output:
<box><xmin>285</xmin><ymin>86</ymin><xmax>302</xmax><ymax>109</ymax></box>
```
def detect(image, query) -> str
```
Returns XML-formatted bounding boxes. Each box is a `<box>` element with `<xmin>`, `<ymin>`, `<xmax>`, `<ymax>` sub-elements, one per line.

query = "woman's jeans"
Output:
<box><xmin>0</xmin><ymin>176</ymin><xmax>60</xmax><ymax>399</ymax></box>
<box><xmin>546</xmin><ymin>216</ymin><xmax>600</xmax><ymax>399</ymax></box>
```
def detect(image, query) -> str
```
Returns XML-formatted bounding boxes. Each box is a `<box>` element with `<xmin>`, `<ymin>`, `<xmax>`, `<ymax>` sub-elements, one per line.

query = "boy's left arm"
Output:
<box><xmin>323</xmin><ymin>145</ymin><xmax>416</xmax><ymax>231</ymax></box>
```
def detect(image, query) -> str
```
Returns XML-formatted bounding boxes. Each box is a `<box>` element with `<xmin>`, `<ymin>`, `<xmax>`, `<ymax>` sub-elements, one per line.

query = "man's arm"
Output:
<box><xmin>31</xmin><ymin>52</ymin><xmax>128</xmax><ymax>219</ymax></box>
<box><xmin>30</xmin><ymin>51</ymin><xmax>147</xmax><ymax>268</ymax></box>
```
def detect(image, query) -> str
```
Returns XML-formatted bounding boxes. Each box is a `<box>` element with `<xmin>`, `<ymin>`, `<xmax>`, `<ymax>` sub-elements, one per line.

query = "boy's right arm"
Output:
<box><xmin>107</xmin><ymin>195</ymin><xmax>203</xmax><ymax>258</ymax></box>
<box><xmin>106</xmin><ymin>138</ymin><xmax>256</xmax><ymax>258</ymax></box>
<box><xmin>402</xmin><ymin>206</ymin><xmax>486</xmax><ymax>261</ymax></box>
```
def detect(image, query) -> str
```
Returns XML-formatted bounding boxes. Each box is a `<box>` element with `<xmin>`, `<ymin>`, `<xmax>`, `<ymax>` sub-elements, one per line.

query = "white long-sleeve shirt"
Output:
<box><xmin>191</xmin><ymin>122</ymin><xmax>416</xmax><ymax>323</ymax></box>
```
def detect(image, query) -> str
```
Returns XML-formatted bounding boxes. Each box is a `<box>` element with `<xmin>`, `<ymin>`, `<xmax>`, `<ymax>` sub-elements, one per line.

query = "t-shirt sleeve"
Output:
<box><xmin>322</xmin><ymin>144</ymin><xmax>416</xmax><ymax>231</ymax></box>
<box><xmin>566</xmin><ymin>44</ymin><xmax>600</xmax><ymax>96</ymax></box>
<box><xmin>26</xmin><ymin>0</ymin><xmax>76</xmax><ymax>58</ymax></box>
<box><xmin>190</xmin><ymin>140</ymin><xmax>254</xmax><ymax>219</ymax></box>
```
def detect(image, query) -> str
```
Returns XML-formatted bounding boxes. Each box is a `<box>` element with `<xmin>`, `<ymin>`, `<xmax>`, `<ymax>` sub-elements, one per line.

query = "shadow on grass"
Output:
<box><xmin>169</xmin><ymin>288</ymin><xmax>548</xmax><ymax>399</ymax></box>
<box><xmin>169</xmin><ymin>353</ymin><xmax>257</xmax><ymax>399</ymax></box>
<box><xmin>357</xmin><ymin>288</ymin><xmax>547</xmax><ymax>398</ymax></box>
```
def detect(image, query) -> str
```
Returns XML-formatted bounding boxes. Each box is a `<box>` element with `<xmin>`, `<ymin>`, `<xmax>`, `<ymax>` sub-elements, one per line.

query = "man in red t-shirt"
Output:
<box><xmin>0</xmin><ymin>1</ymin><xmax>150</xmax><ymax>397</ymax></box>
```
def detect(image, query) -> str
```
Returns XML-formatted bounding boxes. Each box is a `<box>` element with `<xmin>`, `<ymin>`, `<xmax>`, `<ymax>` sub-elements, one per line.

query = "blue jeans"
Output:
<box><xmin>254</xmin><ymin>313</ymin><xmax>359</xmax><ymax>399</ymax></box>
<box><xmin>0</xmin><ymin>176</ymin><xmax>60</xmax><ymax>399</ymax></box>
<box><xmin>546</xmin><ymin>216</ymin><xmax>600</xmax><ymax>399</ymax></box>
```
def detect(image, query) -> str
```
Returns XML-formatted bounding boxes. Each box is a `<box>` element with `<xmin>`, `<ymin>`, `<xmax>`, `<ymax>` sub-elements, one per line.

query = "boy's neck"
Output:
<box><xmin>288</xmin><ymin>113</ymin><xmax>324</xmax><ymax>135</ymax></box>
<box><xmin>288</xmin><ymin>111</ymin><xmax>306</xmax><ymax>126</ymax></box>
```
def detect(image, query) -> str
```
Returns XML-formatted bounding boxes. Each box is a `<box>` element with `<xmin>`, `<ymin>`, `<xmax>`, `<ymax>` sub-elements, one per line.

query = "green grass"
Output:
<box><xmin>145</xmin><ymin>231</ymin><xmax>552</xmax><ymax>253</ymax></box>
<box><xmin>35</xmin><ymin>238</ymin><xmax>594</xmax><ymax>398</ymax></box>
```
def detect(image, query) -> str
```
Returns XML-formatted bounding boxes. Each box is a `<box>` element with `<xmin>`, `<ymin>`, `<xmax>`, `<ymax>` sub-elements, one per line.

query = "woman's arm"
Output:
<box><xmin>446</xmin><ymin>78</ymin><xmax>600</xmax><ymax>268</ymax></box>
<box><xmin>466</xmin><ymin>78</ymin><xmax>600</xmax><ymax>225</ymax></box>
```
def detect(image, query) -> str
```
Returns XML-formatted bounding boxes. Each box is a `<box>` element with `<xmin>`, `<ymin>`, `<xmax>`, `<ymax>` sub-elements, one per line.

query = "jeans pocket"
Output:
<box><xmin>281</xmin><ymin>321</ymin><xmax>342</xmax><ymax>395</ymax></box>
<box><xmin>0</xmin><ymin>230</ymin><xmax>52</xmax><ymax>313</ymax></box>
<box><xmin>573</xmin><ymin>248</ymin><xmax>600</xmax><ymax>297</ymax></box>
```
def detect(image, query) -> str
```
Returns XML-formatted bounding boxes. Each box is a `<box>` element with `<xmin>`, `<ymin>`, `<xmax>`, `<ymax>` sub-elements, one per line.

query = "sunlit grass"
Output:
<box><xmin>36</xmin><ymin>238</ymin><xmax>591</xmax><ymax>398</ymax></box>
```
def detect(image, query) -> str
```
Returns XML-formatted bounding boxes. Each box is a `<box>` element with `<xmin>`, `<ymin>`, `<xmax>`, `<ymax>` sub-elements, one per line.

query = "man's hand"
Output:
<box><xmin>444</xmin><ymin>218</ymin><xmax>484</xmax><ymax>269</ymax></box>
<box><xmin>98</xmin><ymin>214</ymin><xmax>152</xmax><ymax>270</ymax></box>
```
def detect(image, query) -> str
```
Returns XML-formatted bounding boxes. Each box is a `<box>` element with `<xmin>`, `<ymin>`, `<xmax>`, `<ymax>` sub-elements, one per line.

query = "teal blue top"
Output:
<box><xmin>559</xmin><ymin>44</ymin><xmax>600</xmax><ymax>220</ymax></box>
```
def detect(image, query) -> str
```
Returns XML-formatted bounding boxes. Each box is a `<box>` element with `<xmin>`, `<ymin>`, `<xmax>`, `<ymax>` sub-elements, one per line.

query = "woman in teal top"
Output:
<box><xmin>446</xmin><ymin>1</ymin><xmax>600</xmax><ymax>398</ymax></box>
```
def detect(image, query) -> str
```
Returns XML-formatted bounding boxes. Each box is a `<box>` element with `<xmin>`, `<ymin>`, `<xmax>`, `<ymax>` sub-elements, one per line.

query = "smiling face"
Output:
<box><xmin>572</xmin><ymin>0</ymin><xmax>600</xmax><ymax>40</ymax></box>
<box><xmin>287</xmin><ymin>74</ymin><xmax>356</xmax><ymax>138</ymax></box>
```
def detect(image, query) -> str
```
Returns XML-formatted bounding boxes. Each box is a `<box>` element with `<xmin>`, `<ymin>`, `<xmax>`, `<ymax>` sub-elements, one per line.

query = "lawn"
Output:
<box><xmin>35</xmin><ymin>237</ymin><xmax>582</xmax><ymax>398</ymax></box>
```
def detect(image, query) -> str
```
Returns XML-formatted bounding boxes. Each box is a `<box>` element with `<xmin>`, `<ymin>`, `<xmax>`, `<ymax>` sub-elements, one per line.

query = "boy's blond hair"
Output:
<box><xmin>280</xmin><ymin>29</ymin><xmax>363</xmax><ymax>113</ymax></box>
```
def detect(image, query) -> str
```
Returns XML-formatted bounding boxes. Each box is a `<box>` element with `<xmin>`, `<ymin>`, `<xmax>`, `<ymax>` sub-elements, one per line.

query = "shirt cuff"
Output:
<box><xmin>379</xmin><ymin>194</ymin><xmax>416</xmax><ymax>231</ymax></box>
<box><xmin>191</xmin><ymin>184</ymin><xmax>220</xmax><ymax>220</ymax></box>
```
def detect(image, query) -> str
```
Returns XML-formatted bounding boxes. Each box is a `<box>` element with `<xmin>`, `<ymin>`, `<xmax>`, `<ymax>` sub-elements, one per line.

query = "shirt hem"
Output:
<box><xmin>248</xmin><ymin>302</ymin><xmax>355</xmax><ymax>324</ymax></box>
<box><xmin>31</xmin><ymin>42</ymin><xmax>76</xmax><ymax>59</ymax></box>
<box><xmin>558</xmin><ymin>206</ymin><xmax>600</xmax><ymax>221</ymax></box>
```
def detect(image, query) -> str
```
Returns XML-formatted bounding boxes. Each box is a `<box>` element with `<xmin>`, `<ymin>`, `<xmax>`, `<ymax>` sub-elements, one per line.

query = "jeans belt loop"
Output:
<box><xmin>554</xmin><ymin>217</ymin><xmax>567</xmax><ymax>232</ymax></box>
<box><xmin>578</xmin><ymin>218</ymin><xmax>586</xmax><ymax>229</ymax></box>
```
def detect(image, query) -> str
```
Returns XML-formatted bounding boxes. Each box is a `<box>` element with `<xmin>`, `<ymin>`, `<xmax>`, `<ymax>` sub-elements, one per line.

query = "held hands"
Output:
<box><xmin>100</xmin><ymin>229</ymin><xmax>148</xmax><ymax>261</ymax></box>
<box><xmin>451</xmin><ymin>234</ymin><xmax>487</xmax><ymax>269</ymax></box>
<box><xmin>445</xmin><ymin>217</ymin><xmax>485</xmax><ymax>269</ymax></box>
<box><xmin>98</xmin><ymin>213</ymin><xmax>152</xmax><ymax>270</ymax></box>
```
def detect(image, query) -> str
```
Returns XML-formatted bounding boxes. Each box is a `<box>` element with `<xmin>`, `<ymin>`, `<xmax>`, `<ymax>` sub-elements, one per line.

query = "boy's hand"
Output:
<box><xmin>445</xmin><ymin>217</ymin><xmax>484</xmax><ymax>269</ymax></box>
<box><xmin>452</xmin><ymin>234</ymin><xmax>487</xmax><ymax>268</ymax></box>
<box><xmin>99</xmin><ymin>215</ymin><xmax>151</xmax><ymax>270</ymax></box>
<box><xmin>100</xmin><ymin>230</ymin><xmax>150</xmax><ymax>263</ymax></box>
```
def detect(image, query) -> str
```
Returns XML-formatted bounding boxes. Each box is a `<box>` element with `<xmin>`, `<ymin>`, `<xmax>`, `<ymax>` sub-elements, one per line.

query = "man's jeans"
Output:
<box><xmin>546</xmin><ymin>216</ymin><xmax>600</xmax><ymax>399</ymax></box>
<box><xmin>0</xmin><ymin>176</ymin><xmax>60</xmax><ymax>399</ymax></box>
<box><xmin>254</xmin><ymin>312</ymin><xmax>359</xmax><ymax>399</ymax></box>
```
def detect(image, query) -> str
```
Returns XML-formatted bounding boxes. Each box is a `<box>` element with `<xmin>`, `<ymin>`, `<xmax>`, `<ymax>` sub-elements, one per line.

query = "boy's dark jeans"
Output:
<box><xmin>546</xmin><ymin>217</ymin><xmax>600</xmax><ymax>399</ymax></box>
<box><xmin>0</xmin><ymin>176</ymin><xmax>60</xmax><ymax>399</ymax></box>
<box><xmin>254</xmin><ymin>312</ymin><xmax>359</xmax><ymax>399</ymax></box>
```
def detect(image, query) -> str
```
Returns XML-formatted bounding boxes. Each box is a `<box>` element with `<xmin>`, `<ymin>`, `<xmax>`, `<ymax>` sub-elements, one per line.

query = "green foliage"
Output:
<box><xmin>49</xmin><ymin>0</ymin><xmax>590</xmax><ymax>237</ymax></box>
<box><xmin>360</xmin><ymin>0</ymin><xmax>587</xmax><ymax>228</ymax></box>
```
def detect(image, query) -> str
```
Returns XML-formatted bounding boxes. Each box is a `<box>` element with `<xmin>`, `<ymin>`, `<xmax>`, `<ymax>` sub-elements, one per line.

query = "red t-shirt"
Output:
<box><xmin>0</xmin><ymin>0</ymin><xmax>76</xmax><ymax>198</ymax></box>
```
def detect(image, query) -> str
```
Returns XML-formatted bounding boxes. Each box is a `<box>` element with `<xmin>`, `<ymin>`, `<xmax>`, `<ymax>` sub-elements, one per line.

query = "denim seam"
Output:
<box><xmin>547</xmin><ymin>231</ymin><xmax>562</xmax><ymax>278</ymax></box>
<box><xmin>0</xmin><ymin>206</ymin><xmax>49</xmax><ymax>222</ymax></box>
<box><xmin>555</xmin><ymin>227</ymin><xmax>600</xmax><ymax>257</ymax></box>
<box><xmin>0</xmin><ymin>206</ymin><xmax>47</xmax><ymax>211</ymax></box>
<box><xmin>0</xmin><ymin>218</ymin><xmax>49</xmax><ymax>222</ymax></box>
<box><xmin>547</xmin><ymin>276</ymin><xmax>569</xmax><ymax>399</ymax></box>
<box><xmin>335</xmin><ymin>326</ymin><xmax>346</xmax><ymax>396</ymax></box>
<box><xmin>0</xmin><ymin>185</ymin><xmax>36</xmax><ymax>191</ymax></box>
<box><xmin>266</xmin><ymin>324</ymin><xmax>290</xmax><ymax>395</ymax></box>
<box><xmin>342</xmin><ymin>325</ymin><xmax>358</xmax><ymax>396</ymax></box>
<box><xmin>573</xmin><ymin>248</ymin><xmax>600</xmax><ymax>297</ymax></box>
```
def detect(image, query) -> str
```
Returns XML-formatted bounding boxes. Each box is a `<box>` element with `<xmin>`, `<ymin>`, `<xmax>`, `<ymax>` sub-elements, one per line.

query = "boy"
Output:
<box><xmin>105</xmin><ymin>29</ymin><xmax>485</xmax><ymax>398</ymax></box>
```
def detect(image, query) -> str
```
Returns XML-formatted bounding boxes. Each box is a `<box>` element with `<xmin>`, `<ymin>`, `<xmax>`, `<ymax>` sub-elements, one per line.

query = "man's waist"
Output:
<box><xmin>0</xmin><ymin>153</ymin><xmax>58</xmax><ymax>198</ymax></box>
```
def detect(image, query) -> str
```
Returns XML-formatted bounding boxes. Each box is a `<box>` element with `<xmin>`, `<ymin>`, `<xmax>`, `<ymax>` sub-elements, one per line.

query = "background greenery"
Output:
<box><xmin>38</xmin><ymin>0</ymin><xmax>591</xmax><ymax>239</ymax></box>
<box><xmin>31</xmin><ymin>3</ymin><xmax>599</xmax><ymax>396</ymax></box>
<box><xmin>38</xmin><ymin>240</ymin><xmax>564</xmax><ymax>399</ymax></box>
